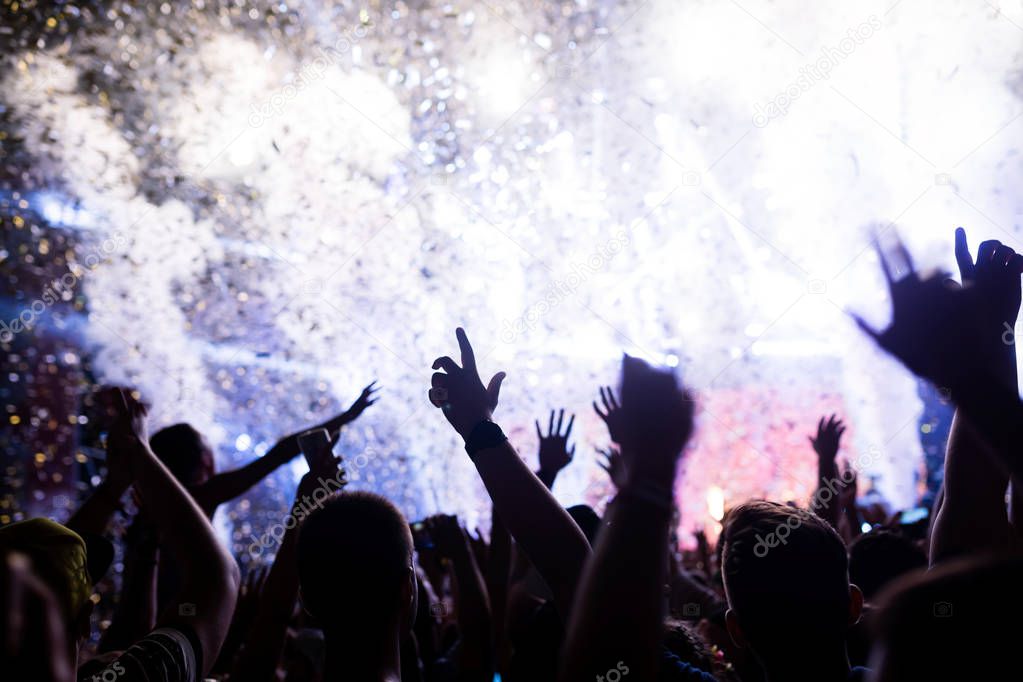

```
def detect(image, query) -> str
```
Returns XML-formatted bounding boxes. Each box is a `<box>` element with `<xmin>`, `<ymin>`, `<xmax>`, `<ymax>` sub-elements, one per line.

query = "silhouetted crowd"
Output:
<box><xmin>4</xmin><ymin>228</ymin><xmax>1023</xmax><ymax>682</ymax></box>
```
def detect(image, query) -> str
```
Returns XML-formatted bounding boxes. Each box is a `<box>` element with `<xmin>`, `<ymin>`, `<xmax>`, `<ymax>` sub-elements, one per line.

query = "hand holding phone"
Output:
<box><xmin>297</xmin><ymin>428</ymin><xmax>332</xmax><ymax>470</ymax></box>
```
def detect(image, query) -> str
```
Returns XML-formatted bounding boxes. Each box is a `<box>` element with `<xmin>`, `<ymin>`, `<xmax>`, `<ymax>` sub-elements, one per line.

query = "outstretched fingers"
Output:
<box><xmin>455</xmin><ymin>327</ymin><xmax>477</xmax><ymax>373</ymax></box>
<box><xmin>955</xmin><ymin>227</ymin><xmax>975</xmax><ymax>283</ymax></box>
<box><xmin>432</xmin><ymin>356</ymin><xmax>460</xmax><ymax>373</ymax></box>
<box><xmin>851</xmin><ymin>312</ymin><xmax>883</xmax><ymax>343</ymax></box>
<box><xmin>485</xmin><ymin>371</ymin><xmax>505</xmax><ymax>408</ymax></box>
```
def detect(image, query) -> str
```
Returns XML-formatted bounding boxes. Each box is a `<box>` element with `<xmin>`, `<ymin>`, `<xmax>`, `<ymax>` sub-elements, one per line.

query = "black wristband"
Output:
<box><xmin>465</xmin><ymin>420</ymin><xmax>507</xmax><ymax>459</ymax></box>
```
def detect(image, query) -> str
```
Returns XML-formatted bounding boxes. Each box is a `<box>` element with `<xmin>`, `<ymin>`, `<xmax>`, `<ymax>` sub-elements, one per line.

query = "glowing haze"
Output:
<box><xmin>2</xmin><ymin>0</ymin><xmax>1021</xmax><ymax>555</ymax></box>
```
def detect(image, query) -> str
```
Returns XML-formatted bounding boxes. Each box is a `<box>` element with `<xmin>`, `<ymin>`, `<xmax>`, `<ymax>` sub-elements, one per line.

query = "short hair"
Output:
<box><xmin>849</xmin><ymin>530</ymin><xmax>926</xmax><ymax>601</ymax></box>
<box><xmin>872</xmin><ymin>554</ymin><xmax>1023</xmax><ymax>681</ymax></box>
<box><xmin>0</xmin><ymin>518</ymin><xmax>90</xmax><ymax>621</ymax></box>
<box><xmin>149</xmin><ymin>423</ymin><xmax>214</xmax><ymax>486</ymax></box>
<box><xmin>297</xmin><ymin>491</ymin><xmax>413</xmax><ymax>631</ymax></box>
<box><xmin>721</xmin><ymin>500</ymin><xmax>850</xmax><ymax>648</ymax></box>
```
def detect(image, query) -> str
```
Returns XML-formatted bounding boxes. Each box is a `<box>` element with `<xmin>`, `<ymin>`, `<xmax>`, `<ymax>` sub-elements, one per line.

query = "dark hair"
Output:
<box><xmin>566</xmin><ymin>504</ymin><xmax>602</xmax><ymax>546</ymax></box>
<box><xmin>849</xmin><ymin>530</ymin><xmax>926</xmax><ymax>601</ymax></box>
<box><xmin>662</xmin><ymin>619</ymin><xmax>719</xmax><ymax>675</ymax></box>
<box><xmin>721</xmin><ymin>500</ymin><xmax>850</xmax><ymax>648</ymax></box>
<box><xmin>872</xmin><ymin>554</ymin><xmax>1023</xmax><ymax>681</ymax></box>
<box><xmin>297</xmin><ymin>491</ymin><xmax>413</xmax><ymax>632</ymax></box>
<box><xmin>149</xmin><ymin>423</ymin><xmax>215</xmax><ymax>486</ymax></box>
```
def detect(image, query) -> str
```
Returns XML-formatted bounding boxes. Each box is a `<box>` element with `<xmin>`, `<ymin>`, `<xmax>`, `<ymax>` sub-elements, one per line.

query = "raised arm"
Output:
<box><xmin>427</xmin><ymin>328</ymin><xmax>590</xmax><ymax>620</ymax></box>
<box><xmin>108</xmin><ymin>389</ymin><xmax>240</xmax><ymax>675</ymax></box>
<box><xmin>809</xmin><ymin>414</ymin><xmax>846</xmax><ymax>531</ymax></box>
<box><xmin>929</xmin><ymin>230</ymin><xmax>1017</xmax><ymax>562</ymax></box>
<box><xmin>193</xmin><ymin>382</ymin><xmax>377</xmax><ymax>511</ymax></box>
<box><xmin>560</xmin><ymin>355</ymin><xmax>698</xmax><ymax>682</ymax></box>
<box><xmin>97</xmin><ymin>514</ymin><xmax>159</xmax><ymax>652</ymax></box>
<box><xmin>485</xmin><ymin>507</ymin><xmax>512</xmax><ymax>676</ymax></box>
<box><xmin>839</xmin><ymin>461</ymin><xmax>863</xmax><ymax>542</ymax></box>
<box><xmin>429</xmin><ymin>514</ymin><xmax>493</xmax><ymax>682</ymax></box>
<box><xmin>858</xmin><ymin>231</ymin><xmax>1023</xmax><ymax>501</ymax></box>
<box><xmin>66</xmin><ymin>388</ymin><xmax>135</xmax><ymax>542</ymax></box>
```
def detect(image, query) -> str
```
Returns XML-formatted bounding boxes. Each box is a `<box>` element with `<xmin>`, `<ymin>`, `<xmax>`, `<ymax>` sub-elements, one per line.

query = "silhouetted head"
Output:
<box><xmin>297</xmin><ymin>491</ymin><xmax>416</xmax><ymax>638</ymax></box>
<box><xmin>849</xmin><ymin>530</ymin><xmax>926</xmax><ymax>602</ymax></box>
<box><xmin>871</xmin><ymin>554</ymin><xmax>1023</xmax><ymax>681</ymax></box>
<box><xmin>0</xmin><ymin>519</ymin><xmax>93</xmax><ymax>667</ymax></box>
<box><xmin>566</xmin><ymin>504</ymin><xmax>602</xmax><ymax>546</ymax></box>
<box><xmin>149</xmin><ymin>423</ymin><xmax>215</xmax><ymax>487</ymax></box>
<box><xmin>720</xmin><ymin>501</ymin><xmax>862</xmax><ymax>666</ymax></box>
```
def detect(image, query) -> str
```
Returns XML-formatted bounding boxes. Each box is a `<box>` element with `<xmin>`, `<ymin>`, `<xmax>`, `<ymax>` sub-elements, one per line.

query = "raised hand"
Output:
<box><xmin>839</xmin><ymin>460</ymin><xmax>858</xmax><ymax>507</ymax></box>
<box><xmin>856</xmin><ymin>237</ymin><xmax>988</xmax><ymax>389</ymax></box>
<box><xmin>955</xmin><ymin>227</ymin><xmax>1023</xmax><ymax>330</ymax></box>
<box><xmin>107</xmin><ymin>387</ymin><xmax>150</xmax><ymax>483</ymax></box>
<box><xmin>429</xmin><ymin>328</ymin><xmax>506</xmax><ymax>439</ymax></box>
<box><xmin>559</xmin><ymin>356</ymin><xmax>694</xmax><ymax>682</ymax></box>
<box><xmin>809</xmin><ymin>414</ymin><xmax>846</xmax><ymax>462</ymax></box>
<box><xmin>537</xmin><ymin>409</ymin><xmax>576</xmax><ymax>481</ymax></box>
<box><xmin>597</xmin><ymin>445</ymin><xmax>626</xmax><ymax>490</ymax></box>
<box><xmin>593</xmin><ymin>386</ymin><xmax>625</xmax><ymax>444</ymax></box>
<box><xmin>342</xmin><ymin>381</ymin><xmax>379</xmax><ymax>423</ymax></box>
<box><xmin>297</xmin><ymin>450</ymin><xmax>343</xmax><ymax>502</ymax></box>
<box><xmin>617</xmin><ymin>355</ymin><xmax>694</xmax><ymax>486</ymax></box>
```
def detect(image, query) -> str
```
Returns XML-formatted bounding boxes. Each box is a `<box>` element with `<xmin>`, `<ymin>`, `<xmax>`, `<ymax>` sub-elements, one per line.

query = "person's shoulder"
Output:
<box><xmin>849</xmin><ymin>666</ymin><xmax>872</xmax><ymax>682</ymax></box>
<box><xmin>92</xmin><ymin>626</ymin><xmax>202</xmax><ymax>682</ymax></box>
<box><xmin>659</xmin><ymin>648</ymin><xmax>717</xmax><ymax>682</ymax></box>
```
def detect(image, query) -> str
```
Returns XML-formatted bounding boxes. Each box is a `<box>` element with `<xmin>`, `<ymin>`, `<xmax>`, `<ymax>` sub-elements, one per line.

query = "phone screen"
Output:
<box><xmin>900</xmin><ymin>507</ymin><xmax>928</xmax><ymax>525</ymax></box>
<box><xmin>297</xmin><ymin>428</ymin><xmax>332</xmax><ymax>469</ymax></box>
